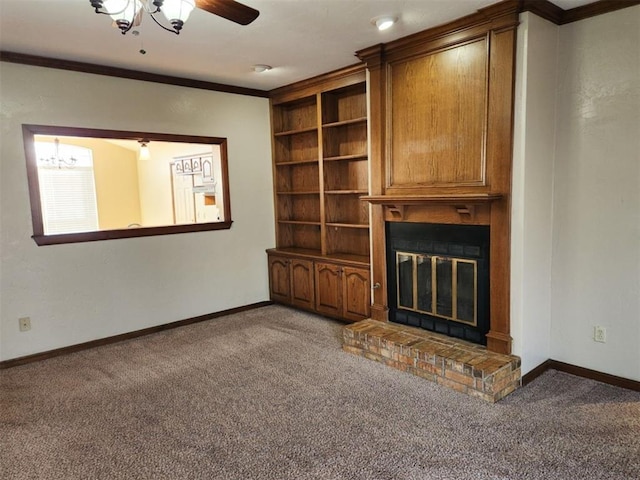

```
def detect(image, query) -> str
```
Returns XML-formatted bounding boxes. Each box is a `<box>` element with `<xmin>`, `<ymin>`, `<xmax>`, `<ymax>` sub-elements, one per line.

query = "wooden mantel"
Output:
<box><xmin>362</xmin><ymin>194</ymin><xmax>503</xmax><ymax>205</ymax></box>
<box><xmin>362</xmin><ymin>194</ymin><xmax>503</xmax><ymax>223</ymax></box>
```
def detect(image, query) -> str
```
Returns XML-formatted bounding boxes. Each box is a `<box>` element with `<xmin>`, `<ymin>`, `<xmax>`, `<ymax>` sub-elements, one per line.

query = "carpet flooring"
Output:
<box><xmin>1</xmin><ymin>305</ymin><xmax>639</xmax><ymax>480</ymax></box>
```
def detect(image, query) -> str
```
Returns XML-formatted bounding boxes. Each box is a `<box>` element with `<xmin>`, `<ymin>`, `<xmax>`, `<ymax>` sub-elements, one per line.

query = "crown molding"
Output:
<box><xmin>269</xmin><ymin>63</ymin><xmax>366</xmax><ymax>103</ymax></box>
<box><xmin>560</xmin><ymin>0</ymin><xmax>640</xmax><ymax>24</ymax></box>
<box><xmin>0</xmin><ymin>51</ymin><xmax>269</xmax><ymax>98</ymax></box>
<box><xmin>519</xmin><ymin>0</ymin><xmax>640</xmax><ymax>25</ymax></box>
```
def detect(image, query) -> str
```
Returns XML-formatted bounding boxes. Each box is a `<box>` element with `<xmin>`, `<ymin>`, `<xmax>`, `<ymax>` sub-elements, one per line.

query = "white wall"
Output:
<box><xmin>511</xmin><ymin>13</ymin><xmax>559</xmax><ymax>375</ymax></box>
<box><xmin>512</xmin><ymin>7</ymin><xmax>640</xmax><ymax>381</ymax></box>
<box><xmin>550</xmin><ymin>7</ymin><xmax>640</xmax><ymax>381</ymax></box>
<box><xmin>0</xmin><ymin>63</ymin><xmax>275</xmax><ymax>361</ymax></box>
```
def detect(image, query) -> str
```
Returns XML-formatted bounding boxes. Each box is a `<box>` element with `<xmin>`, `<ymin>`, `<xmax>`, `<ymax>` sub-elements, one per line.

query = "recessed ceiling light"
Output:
<box><xmin>253</xmin><ymin>64</ymin><xmax>272</xmax><ymax>73</ymax></box>
<box><xmin>372</xmin><ymin>16</ymin><xmax>397</xmax><ymax>31</ymax></box>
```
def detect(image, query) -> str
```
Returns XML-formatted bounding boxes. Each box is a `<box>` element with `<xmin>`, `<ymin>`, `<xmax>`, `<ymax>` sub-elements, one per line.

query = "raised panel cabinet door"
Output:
<box><xmin>268</xmin><ymin>256</ymin><xmax>291</xmax><ymax>304</ymax></box>
<box><xmin>342</xmin><ymin>266</ymin><xmax>371</xmax><ymax>321</ymax></box>
<box><xmin>290</xmin><ymin>259</ymin><xmax>315</xmax><ymax>310</ymax></box>
<box><xmin>314</xmin><ymin>262</ymin><xmax>342</xmax><ymax>317</ymax></box>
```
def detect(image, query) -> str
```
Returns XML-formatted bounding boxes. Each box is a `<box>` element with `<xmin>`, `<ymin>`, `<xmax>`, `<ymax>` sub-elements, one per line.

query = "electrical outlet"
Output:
<box><xmin>19</xmin><ymin>317</ymin><xmax>31</xmax><ymax>332</ymax></box>
<box><xmin>594</xmin><ymin>325</ymin><xmax>606</xmax><ymax>343</ymax></box>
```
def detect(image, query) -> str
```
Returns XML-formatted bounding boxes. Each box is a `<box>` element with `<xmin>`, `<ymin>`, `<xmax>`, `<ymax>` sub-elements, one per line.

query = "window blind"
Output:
<box><xmin>35</xmin><ymin>142</ymin><xmax>99</xmax><ymax>235</ymax></box>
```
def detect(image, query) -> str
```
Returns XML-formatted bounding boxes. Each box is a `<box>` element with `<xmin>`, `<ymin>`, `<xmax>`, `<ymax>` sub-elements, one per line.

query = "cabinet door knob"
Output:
<box><xmin>372</xmin><ymin>282</ymin><xmax>381</xmax><ymax>289</ymax></box>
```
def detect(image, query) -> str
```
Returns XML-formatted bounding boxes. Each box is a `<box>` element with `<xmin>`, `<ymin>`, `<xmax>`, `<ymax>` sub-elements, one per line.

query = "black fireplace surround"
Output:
<box><xmin>386</xmin><ymin>222</ymin><xmax>490</xmax><ymax>345</ymax></box>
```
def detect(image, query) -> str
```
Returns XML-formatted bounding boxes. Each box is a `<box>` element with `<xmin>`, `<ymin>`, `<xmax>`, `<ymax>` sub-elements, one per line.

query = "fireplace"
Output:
<box><xmin>386</xmin><ymin>222</ymin><xmax>490</xmax><ymax>345</ymax></box>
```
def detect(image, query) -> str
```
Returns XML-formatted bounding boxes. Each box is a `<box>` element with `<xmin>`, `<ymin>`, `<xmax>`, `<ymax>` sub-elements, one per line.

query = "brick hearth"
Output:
<box><xmin>343</xmin><ymin>320</ymin><xmax>521</xmax><ymax>402</ymax></box>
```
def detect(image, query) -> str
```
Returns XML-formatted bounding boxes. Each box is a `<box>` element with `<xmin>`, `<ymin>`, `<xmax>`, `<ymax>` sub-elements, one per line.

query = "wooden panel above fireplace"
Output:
<box><xmin>388</xmin><ymin>39</ymin><xmax>488</xmax><ymax>190</ymax></box>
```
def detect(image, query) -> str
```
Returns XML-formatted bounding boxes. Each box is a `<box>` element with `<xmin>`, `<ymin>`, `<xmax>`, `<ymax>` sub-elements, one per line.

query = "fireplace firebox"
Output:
<box><xmin>386</xmin><ymin>222</ymin><xmax>490</xmax><ymax>345</ymax></box>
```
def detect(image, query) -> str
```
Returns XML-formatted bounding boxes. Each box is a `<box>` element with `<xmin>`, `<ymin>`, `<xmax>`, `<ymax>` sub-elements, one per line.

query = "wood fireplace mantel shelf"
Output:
<box><xmin>361</xmin><ymin>194</ymin><xmax>503</xmax><ymax>221</ymax></box>
<box><xmin>361</xmin><ymin>194</ymin><xmax>503</xmax><ymax>205</ymax></box>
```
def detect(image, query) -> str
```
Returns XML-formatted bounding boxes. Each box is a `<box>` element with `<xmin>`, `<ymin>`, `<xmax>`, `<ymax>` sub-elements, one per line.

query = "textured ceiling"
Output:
<box><xmin>0</xmin><ymin>0</ymin><xmax>593</xmax><ymax>91</ymax></box>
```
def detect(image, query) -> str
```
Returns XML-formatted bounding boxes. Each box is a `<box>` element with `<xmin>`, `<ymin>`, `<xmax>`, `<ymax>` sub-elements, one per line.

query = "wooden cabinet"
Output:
<box><xmin>315</xmin><ymin>262</ymin><xmax>371</xmax><ymax>321</ymax></box>
<box><xmin>290</xmin><ymin>258</ymin><xmax>315</xmax><ymax>310</ymax></box>
<box><xmin>268</xmin><ymin>255</ymin><xmax>291</xmax><ymax>304</ymax></box>
<box><xmin>268</xmin><ymin>255</ymin><xmax>315</xmax><ymax>310</ymax></box>
<box><xmin>342</xmin><ymin>266</ymin><xmax>371</xmax><ymax>321</ymax></box>
<box><xmin>315</xmin><ymin>262</ymin><xmax>342</xmax><ymax>317</ymax></box>
<box><xmin>267</xmin><ymin>66</ymin><xmax>371</xmax><ymax>323</ymax></box>
<box><xmin>268</xmin><ymin>250</ymin><xmax>370</xmax><ymax>322</ymax></box>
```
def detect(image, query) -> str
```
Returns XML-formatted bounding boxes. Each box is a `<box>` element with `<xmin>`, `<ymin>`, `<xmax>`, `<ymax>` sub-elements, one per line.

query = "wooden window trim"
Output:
<box><xmin>22</xmin><ymin>124</ymin><xmax>233</xmax><ymax>246</ymax></box>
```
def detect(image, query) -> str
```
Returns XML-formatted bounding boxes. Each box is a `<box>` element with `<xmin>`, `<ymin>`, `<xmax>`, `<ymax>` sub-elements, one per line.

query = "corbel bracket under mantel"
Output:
<box><xmin>361</xmin><ymin>194</ymin><xmax>503</xmax><ymax>221</ymax></box>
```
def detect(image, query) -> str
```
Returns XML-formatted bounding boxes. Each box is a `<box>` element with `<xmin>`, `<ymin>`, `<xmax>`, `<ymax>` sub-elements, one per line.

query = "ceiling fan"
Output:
<box><xmin>90</xmin><ymin>0</ymin><xmax>259</xmax><ymax>35</ymax></box>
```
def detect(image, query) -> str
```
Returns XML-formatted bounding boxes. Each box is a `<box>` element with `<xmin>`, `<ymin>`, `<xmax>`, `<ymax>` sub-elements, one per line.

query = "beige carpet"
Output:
<box><xmin>1</xmin><ymin>305</ymin><xmax>639</xmax><ymax>480</ymax></box>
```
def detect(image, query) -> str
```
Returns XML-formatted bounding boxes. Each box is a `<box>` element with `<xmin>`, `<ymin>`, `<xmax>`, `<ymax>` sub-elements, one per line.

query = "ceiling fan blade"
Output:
<box><xmin>195</xmin><ymin>0</ymin><xmax>259</xmax><ymax>26</ymax></box>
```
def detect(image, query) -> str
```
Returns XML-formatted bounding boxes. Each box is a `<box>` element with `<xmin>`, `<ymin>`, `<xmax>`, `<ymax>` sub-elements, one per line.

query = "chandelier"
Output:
<box><xmin>38</xmin><ymin>139</ymin><xmax>78</xmax><ymax>169</ymax></box>
<box><xmin>90</xmin><ymin>0</ymin><xmax>196</xmax><ymax>35</ymax></box>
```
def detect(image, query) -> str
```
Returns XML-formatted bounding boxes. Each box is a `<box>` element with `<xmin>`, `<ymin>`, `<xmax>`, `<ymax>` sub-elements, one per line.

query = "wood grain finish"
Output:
<box><xmin>268</xmin><ymin>255</ymin><xmax>315</xmax><ymax>310</ymax></box>
<box><xmin>315</xmin><ymin>262</ymin><xmax>343</xmax><ymax>317</ymax></box>
<box><xmin>388</xmin><ymin>39</ymin><xmax>488</xmax><ymax>190</ymax></box>
<box><xmin>275</xmin><ymin>163</ymin><xmax>320</xmax><ymax>194</ymax></box>
<box><xmin>272</xmin><ymin>97</ymin><xmax>317</xmax><ymax>133</ymax></box>
<box><xmin>267</xmin><ymin>67</ymin><xmax>371</xmax><ymax>323</ymax></box>
<box><xmin>314</xmin><ymin>262</ymin><xmax>371</xmax><ymax>321</ymax></box>
<box><xmin>382</xmin><ymin>204</ymin><xmax>492</xmax><ymax>225</ymax></box>
<box><xmin>323</xmin><ymin>122</ymin><xmax>367</xmax><ymax>159</ymax></box>
<box><xmin>267</xmin><ymin>250</ymin><xmax>370</xmax><ymax>322</ymax></box>
<box><xmin>484</xmin><ymin>26</ymin><xmax>516</xmax><ymax>354</ymax></box>
<box><xmin>268</xmin><ymin>256</ymin><xmax>291</xmax><ymax>304</ymax></box>
<box><xmin>342</xmin><ymin>266</ymin><xmax>371</xmax><ymax>321</ymax></box>
<box><xmin>321</xmin><ymin>83</ymin><xmax>367</xmax><ymax>124</ymax></box>
<box><xmin>325</xmin><ymin>194</ymin><xmax>369</xmax><ymax>225</ymax></box>
<box><xmin>270</xmin><ymin>67</ymin><xmax>370</xmax><ymax>275</ymax></box>
<box><xmin>195</xmin><ymin>0</ymin><xmax>260</xmax><ymax>26</ymax></box>
<box><xmin>290</xmin><ymin>259</ymin><xmax>315</xmax><ymax>310</ymax></box>
<box><xmin>270</xmin><ymin>64</ymin><xmax>365</xmax><ymax>104</ymax></box>
<box><xmin>326</xmin><ymin>226</ymin><xmax>370</xmax><ymax>258</ymax></box>
<box><xmin>324</xmin><ymin>159</ymin><xmax>368</xmax><ymax>192</ymax></box>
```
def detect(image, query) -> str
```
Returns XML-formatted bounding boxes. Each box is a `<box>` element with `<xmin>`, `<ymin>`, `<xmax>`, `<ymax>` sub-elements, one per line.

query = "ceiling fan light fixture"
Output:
<box><xmin>90</xmin><ymin>0</ymin><xmax>259</xmax><ymax>35</ymax></box>
<box><xmin>373</xmin><ymin>16</ymin><xmax>397</xmax><ymax>31</ymax></box>
<box><xmin>103</xmin><ymin>0</ymin><xmax>142</xmax><ymax>33</ymax></box>
<box><xmin>161</xmin><ymin>0</ymin><xmax>195</xmax><ymax>28</ymax></box>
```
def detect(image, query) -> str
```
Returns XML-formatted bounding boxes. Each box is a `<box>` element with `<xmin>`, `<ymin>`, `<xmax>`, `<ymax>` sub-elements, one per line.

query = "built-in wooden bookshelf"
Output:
<box><xmin>272</xmin><ymin>95</ymin><xmax>321</xmax><ymax>252</ymax></box>
<box><xmin>268</xmin><ymin>65</ymin><xmax>371</xmax><ymax>322</ymax></box>
<box><xmin>321</xmin><ymin>82</ymin><xmax>369</xmax><ymax>262</ymax></box>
